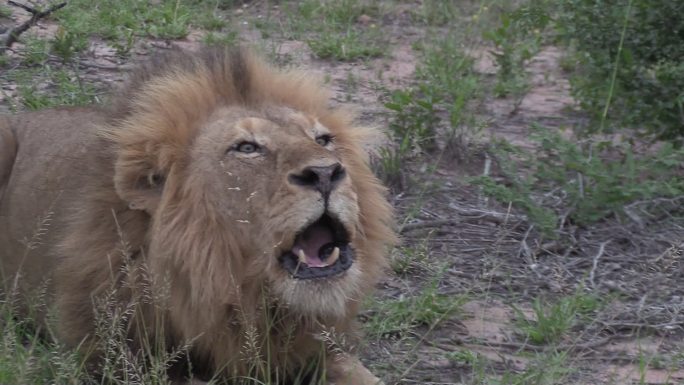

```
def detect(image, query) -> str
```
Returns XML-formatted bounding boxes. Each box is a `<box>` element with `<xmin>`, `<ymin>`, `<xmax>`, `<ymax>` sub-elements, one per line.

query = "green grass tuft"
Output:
<box><xmin>364</xmin><ymin>280</ymin><xmax>466</xmax><ymax>339</ymax></box>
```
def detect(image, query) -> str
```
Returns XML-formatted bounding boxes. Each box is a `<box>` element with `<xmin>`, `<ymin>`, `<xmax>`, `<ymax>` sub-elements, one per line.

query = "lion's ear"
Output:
<box><xmin>114</xmin><ymin>160</ymin><xmax>166</xmax><ymax>213</ymax></box>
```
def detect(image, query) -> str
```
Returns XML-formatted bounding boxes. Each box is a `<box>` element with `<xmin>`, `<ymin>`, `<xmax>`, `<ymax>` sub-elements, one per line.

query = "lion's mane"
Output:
<box><xmin>53</xmin><ymin>48</ymin><xmax>396</xmax><ymax>379</ymax></box>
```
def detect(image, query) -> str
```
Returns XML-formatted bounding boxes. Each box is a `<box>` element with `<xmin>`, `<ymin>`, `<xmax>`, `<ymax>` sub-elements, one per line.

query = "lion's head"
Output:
<box><xmin>46</xmin><ymin>47</ymin><xmax>398</xmax><ymax>379</ymax></box>
<box><xmin>102</xmin><ymin>48</ymin><xmax>396</xmax><ymax>327</ymax></box>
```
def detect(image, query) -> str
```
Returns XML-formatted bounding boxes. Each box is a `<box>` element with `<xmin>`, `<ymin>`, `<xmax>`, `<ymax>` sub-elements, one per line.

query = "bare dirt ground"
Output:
<box><xmin>1</xmin><ymin>1</ymin><xmax>682</xmax><ymax>384</ymax></box>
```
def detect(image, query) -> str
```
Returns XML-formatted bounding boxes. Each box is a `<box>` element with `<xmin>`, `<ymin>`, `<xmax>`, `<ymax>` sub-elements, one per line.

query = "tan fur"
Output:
<box><xmin>0</xmin><ymin>48</ymin><xmax>396</xmax><ymax>383</ymax></box>
<box><xmin>0</xmin><ymin>117</ymin><xmax>16</xmax><ymax>201</ymax></box>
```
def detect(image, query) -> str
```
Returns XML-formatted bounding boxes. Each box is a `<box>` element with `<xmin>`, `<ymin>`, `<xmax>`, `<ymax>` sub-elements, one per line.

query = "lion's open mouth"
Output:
<box><xmin>279</xmin><ymin>214</ymin><xmax>354</xmax><ymax>279</ymax></box>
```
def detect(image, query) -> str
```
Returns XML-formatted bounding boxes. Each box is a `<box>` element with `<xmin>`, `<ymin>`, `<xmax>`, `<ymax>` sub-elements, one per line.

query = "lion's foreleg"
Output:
<box><xmin>326</xmin><ymin>354</ymin><xmax>384</xmax><ymax>385</ymax></box>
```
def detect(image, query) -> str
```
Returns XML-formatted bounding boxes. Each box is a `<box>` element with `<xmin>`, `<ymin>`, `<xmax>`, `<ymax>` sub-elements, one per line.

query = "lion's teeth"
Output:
<box><xmin>328</xmin><ymin>247</ymin><xmax>340</xmax><ymax>264</ymax></box>
<box><xmin>296</xmin><ymin>249</ymin><xmax>307</xmax><ymax>264</ymax></box>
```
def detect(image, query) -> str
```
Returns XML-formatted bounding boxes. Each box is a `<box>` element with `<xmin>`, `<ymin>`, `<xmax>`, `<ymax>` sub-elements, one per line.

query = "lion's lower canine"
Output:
<box><xmin>0</xmin><ymin>48</ymin><xmax>396</xmax><ymax>384</ymax></box>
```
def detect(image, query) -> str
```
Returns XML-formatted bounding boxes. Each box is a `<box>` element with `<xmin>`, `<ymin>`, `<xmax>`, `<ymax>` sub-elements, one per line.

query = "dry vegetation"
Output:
<box><xmin>0</xmin><ymin>0</ymin><xmax>683</xmax><ymax>384</ymax></box>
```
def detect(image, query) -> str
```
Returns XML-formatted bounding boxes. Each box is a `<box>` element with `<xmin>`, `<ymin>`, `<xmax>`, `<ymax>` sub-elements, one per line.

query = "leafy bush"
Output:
<box><xmin>471</xmin><ymin>126</ymin><xmax>684</xmax><ymax>234</ymax></box>
<box><xmin>377</xmin><ymin>37</ymin><xmax>480</xmax><ymax>187</ymax></box>
<box><xmin>483</xmin><ymin>1</ymin><xmax>550</xmax><ymax>97</ymax></box>
<box><xmin>416</xmin><ymin>38</ymin><xmax>480</xmax><ymax>150</ymax></box>
<box><xmin>377</xmin><ymin>87</ymin><xmax>440</xmax><ymax>188</ymax></box>
<box><xmin>556</xmin><ymin>0</ymin><xmax>684</xmax><ymax>144</ymax></box>
<box><xmin>385</xmin><ymin>87</ymin><xmax>441</xmax><ymax>152</ymax></box>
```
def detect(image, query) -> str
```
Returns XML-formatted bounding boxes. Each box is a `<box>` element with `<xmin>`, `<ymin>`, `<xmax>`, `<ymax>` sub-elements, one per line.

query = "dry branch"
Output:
<box><xmin>0</xmin><ymin>1</ymin><xmax>67</xmax><ymax>54</ymax></box>
<box><xmin>400</xmin><ymin>206</ymin><xmax>527</xmax><ymax>234</ymax></box>
<box><xmin>588</xmin><ymin>240</ymin><xmax>610</xmax><ymax>290</ymax></box>
<box><xmin>400</xmin><ymin>219</ymin><xmax>461</xmax><ymax>233</ymax></box>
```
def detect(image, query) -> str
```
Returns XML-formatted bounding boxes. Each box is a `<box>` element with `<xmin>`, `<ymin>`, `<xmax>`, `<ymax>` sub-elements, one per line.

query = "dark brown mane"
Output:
<box><xmin>109</xmin><ymin>47</ymin><xmax>261</xmax><ymax>120</ymax></box>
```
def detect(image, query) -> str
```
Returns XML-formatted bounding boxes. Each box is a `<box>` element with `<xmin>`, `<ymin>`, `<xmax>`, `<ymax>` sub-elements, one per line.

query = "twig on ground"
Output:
<box><xmin>429</xmin><ymin>335</ymin><xmax>615</xmax><ymax>354</ymax></box>
<box><xmin>516</xmin><ymin>224</ymin><xmax>534</xmax><ymax>261</ymax></box>
<box><xmin>598</xmin><ymin>320</ymin><xmax>684</xmax><ymax>332</ymax></box>
<box><xmin>7</xmin><ymin>0</ymin><xmax>35</xmax><ymax>13</ymax></box>
<box><xmin>478</xmin><ymin>152</ymin><xmax>492</xmax><ymax>206</ymax></box>
<box><xmin>625</xmin><ymin>195</ymin><xmax>684</xmax><ymax>209</ymax></box>
<box><xmin>399</xmin><ymin>209</ymin><xmax>527</xmax><ymax>234</ymax></box>
<box><xmin>400</xmin><ymin>219</ymin><xmax>461</xmax><ymax>233</ymax></box>
<box><xmin>623</xmin><ymin>207</ymin><xmax>645</xmax><ymax>228</ymax></box>
<box><xmin>80</xmin><ymin>62</ymin><xmax>121</xmax><ymax>71</ymax></box>
<box><xmin>449</xmin><ymin>203</ymin><xmax>527</xmax><ymax>223</ymax></box>
<box><xmin>1</xmin><ymin>1</ymin><xmax>67</xmax><ymax>54</ymax></box>
<box><xmin>589</xmin><ymin>240</ymin><xmax>610</xmax><ymax>290</ymax></box>
<box><xmin>623</xmin><ymin>195</ymin><xmax>684</xmax><ymax>228</ymax></box>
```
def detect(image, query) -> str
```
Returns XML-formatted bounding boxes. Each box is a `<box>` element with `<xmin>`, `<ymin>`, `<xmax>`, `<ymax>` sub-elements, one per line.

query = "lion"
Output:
<box><xmin>0</xmin><ymin>47</ymin><xmax>396</xmax><ymax>384</ymax></box>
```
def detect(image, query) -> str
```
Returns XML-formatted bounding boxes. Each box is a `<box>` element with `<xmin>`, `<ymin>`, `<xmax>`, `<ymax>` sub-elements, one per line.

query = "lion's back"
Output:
<box><xmin>0</xmin><ymin>107</ymin><xmax>107</xmax><ymax>297</ymax></box>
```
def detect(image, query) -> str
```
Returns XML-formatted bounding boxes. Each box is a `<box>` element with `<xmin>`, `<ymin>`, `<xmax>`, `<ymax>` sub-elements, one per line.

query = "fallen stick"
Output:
<box><xmin>1</xmin><ymin>1</ymin><xmax>67</xmax><ymax>54</ymax></box>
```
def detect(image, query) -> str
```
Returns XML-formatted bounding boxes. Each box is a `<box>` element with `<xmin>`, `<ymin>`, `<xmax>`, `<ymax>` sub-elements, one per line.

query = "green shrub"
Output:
<box><xmin>483</xmin><ymin>1</ymin><xmax>550</xmax><ymax>97</ymax></box>
<box><xmin>377</xmin><ymin>36</ymin><xmax>481</xmax><ymax>186</ymax></box>
<box><xmin>556</xmin><ymin>0</ymin><xmax>684</xmax><ymax>144</ymax></box>
<box><xmin>51</xmin><ymin>28</ymin><xmax>88</xmax><ymax>62</ymax></box>
<box><xmin>385</xmin><ymin>86</ymin><xmax>441</xmax><ymax>152</ymax></box>
<box><xmin>471</xmin><ymin>126</ymin><xmax>684</xmax><ymax>234</ymax></box>
<box><xmin>417</xmin><ymin>37</ymin><xmax>480</xmax><ymax>141</ymax></box>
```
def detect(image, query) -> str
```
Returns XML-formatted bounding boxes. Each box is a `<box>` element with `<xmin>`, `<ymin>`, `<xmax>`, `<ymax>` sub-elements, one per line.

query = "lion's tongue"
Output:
<box><xmin>293</xmin><ymin>223</ymin><xmax>333</xmax><ymax>267</ymax></box>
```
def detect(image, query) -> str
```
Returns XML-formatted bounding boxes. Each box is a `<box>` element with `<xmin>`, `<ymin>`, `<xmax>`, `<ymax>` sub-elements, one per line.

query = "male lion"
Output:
<box><xmin>0</xmin><ymin>48</ymin><xmax>396</xmax><ymax>384</ymax></box>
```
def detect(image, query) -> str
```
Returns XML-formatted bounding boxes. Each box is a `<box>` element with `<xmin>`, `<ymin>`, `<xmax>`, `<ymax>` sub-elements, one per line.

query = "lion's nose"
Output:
<box><xmin>288</xmin><ymin>163</ymin><xmax>346</xmax><ymax>198</ymax></box>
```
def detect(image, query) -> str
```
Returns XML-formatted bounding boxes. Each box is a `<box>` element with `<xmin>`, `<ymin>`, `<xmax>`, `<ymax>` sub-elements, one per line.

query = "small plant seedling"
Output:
<box><xmin>513</xmin><ymin>290</ymin><xmax>601</xmax><ymax>345</ymax></box>
<box><xmin>364</xmin><ymin>278</ymin><xmax>466</xmax><ymax>339</ymax></box>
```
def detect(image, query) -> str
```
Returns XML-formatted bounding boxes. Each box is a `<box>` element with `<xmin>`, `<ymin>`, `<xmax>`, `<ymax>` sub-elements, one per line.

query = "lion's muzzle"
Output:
<box><xmin>278</xmin><ymin>213</ymin><xmax>354</xmax><ymax>279</ymax></box>
<box><xmin>288</xmin><ymin>162</ymin><xmax>346</xmax><ymax>203</ymax></box>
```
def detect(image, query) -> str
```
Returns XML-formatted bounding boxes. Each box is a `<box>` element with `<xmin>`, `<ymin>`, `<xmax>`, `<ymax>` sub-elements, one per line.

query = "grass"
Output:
<box><xmin>1</xmin><ymin>0</ymin><xmax>683</xmax><ymax>384</ymax></box>
<box><xmin>513</xmin><ymin>290</ymin><xmax>601</xmax><ymax>345</ymax></box>
<box><xmin>413</xmin><ymin>0</ymin><xmax>459</xmax><ymax>26</ymax></box>
<box><xmin>497</xmin><ymin>351</ymin><xmax>570</xmax><ymax>385</ymax></box>
<box><xmin>52</xmin><ymin>0</ymin><xmax>230</xmax><ymax>56</ymax></box>
<box><xmin>378</xmin><ymin>85</ymin><xmax>440</xmax><ymax>188</ymax></box>
<box><xmin>10</xmin><ymin>31</ymin><xmax>88</xmax><ymax>112</ymax></box>
<box><xmin>20</xmin><ymin>37</ymin><xmax>50</xmax><ymax>66</ymax></box>
<box><xmin>278</xmin><ymin>0</ymin><xmax>387</xmax><ymax>61</ymax></box>
<box><xmin>0</xmin><ymin>280</ymin><xmax>335</xmax><ymax>385</ymax></box>
<box><xmin>416</xmin><ymin>36</ymin><xmax>483</xmax><ymax>155</ymax></box>
<box><xmin>0</xmin><ymin>4</ymin><xmax>12</xmax><ymax>18</ymax></box>
<box><xmin>483</xmin><ymin>2</ymin><xmax>549</xmax><ymax>98</ymax></box>
<box><xmin>307</xmin><ymin>28</ymin><xmax>384</xmax><ymax>61</ymax></box>
<box><xmin>470</xmin><ymin>127</ymin><xmax>684</xmax><ymax>234</ymax></box>
<box><xmin>202</xmin><ymin>31</ymin><xmax>239</xmax><ymax>47</ymax></box>
<box><xmin>0</xmin><ymin>294</ymin><xmax>85</xmax><ymax>384</ymax></box>
<box><xmin>377</xmin><ymin>37</ymin><xmax>481</xmax><ymax>187</ymax></box>
<box><xmin>253</xmin><ymin>0</ymin><xmax>388</xmax><ymax>60</ymax></box>
<box><xmin>364</xmin><ymin>278</ymin><xmax>466</xmax><ymax>339</ymax></box>
<box><xmin>446</xmin><ymin>347</ymin><xmax>571</xmax><ymax>385</ymax></box>
<box><xmin>389</xmin><ymin>240</ymin><xmax>437</xmax><ymax>276</ymax></box>
<box><xmin>9</xmin><ymin>67</ymin><xmax>99</xmax><ymax>111</ymax></box>
<box><xmin>376</xmin><ymin>18</ymin><xmax>484</xmax><ymax>187</ymax></box>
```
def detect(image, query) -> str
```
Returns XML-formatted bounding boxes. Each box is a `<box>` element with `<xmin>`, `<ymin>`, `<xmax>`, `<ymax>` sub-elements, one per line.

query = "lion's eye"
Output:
<box><xmin>235</xmin><ymin>141</ymin><xmax>259</xmax><ymax>153</ymax></box>
<box><xmin>315</xmin><ymin>134</ymin><xmax>333</xmax><ymax>146</ymax></box>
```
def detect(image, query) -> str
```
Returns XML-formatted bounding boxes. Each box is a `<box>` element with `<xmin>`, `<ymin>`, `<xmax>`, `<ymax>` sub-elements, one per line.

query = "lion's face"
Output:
<box><xmin>150</xmin><ymin>105</ymin><xmax>368</xmax><ymax>317</ymax></box>
<box><xmin>108</xmin><ymin>51</ymin><xmax>395</xmax><ymax>322</ymax></box>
